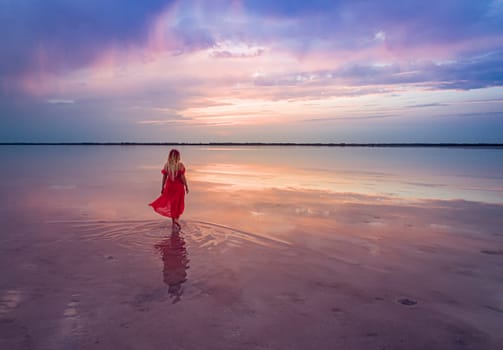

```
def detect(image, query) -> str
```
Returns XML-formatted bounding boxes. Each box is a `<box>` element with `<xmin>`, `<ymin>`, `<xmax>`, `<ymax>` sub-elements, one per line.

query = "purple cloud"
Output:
<box><xmin>2</xmin><ymin>0</ymin><xmax>502</xmax><ymax>84</ymax></box>
<box><xmin>0</xmin><ymin>1</ymin><xmax>174</xmax><ymax>78</ymax></box>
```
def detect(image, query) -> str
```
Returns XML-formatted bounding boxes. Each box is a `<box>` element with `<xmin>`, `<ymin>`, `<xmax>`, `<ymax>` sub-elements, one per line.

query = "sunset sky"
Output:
<box><xmin>1</xmin><ymin>0</ymin><xmax>503</xmax><ymax>142</ymax></box>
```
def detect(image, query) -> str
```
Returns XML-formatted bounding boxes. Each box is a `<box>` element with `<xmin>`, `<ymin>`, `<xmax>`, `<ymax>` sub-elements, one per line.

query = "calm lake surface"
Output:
<box><xmin>1</xmin><ymin>145</ymin><xmax>502</xmax><ymax>220</ymax></box>
<box><xmin>1</xmin><ymin>145</ymin><xmax>503</xmax><ymax>350</ymax></box>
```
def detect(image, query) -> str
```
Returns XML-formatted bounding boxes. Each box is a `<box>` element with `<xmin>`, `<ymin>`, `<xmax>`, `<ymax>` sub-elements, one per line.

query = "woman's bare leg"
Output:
<box><xmin>173</xmin><ymin>217</ymin><xmax>181</xmax><ymax>229</ymax></box>
<box><xmin>170</xmin><ymin>217</ymin><xmax>179</xmax><ymax>233</ymax></box>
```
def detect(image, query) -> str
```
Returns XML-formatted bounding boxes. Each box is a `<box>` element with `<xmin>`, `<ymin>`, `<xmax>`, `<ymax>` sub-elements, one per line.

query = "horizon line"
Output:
<box><xmin>1</xmin><ymin>142</ymin><xmax>502</xmax><ymax>148</ymax></box>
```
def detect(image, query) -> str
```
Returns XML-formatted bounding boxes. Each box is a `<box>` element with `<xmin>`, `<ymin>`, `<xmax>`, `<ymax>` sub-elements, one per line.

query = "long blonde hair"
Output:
<box><xmin>164</xmin><ymin>149</ymin><xmax>181</xmax><ymax>180</ymax></box>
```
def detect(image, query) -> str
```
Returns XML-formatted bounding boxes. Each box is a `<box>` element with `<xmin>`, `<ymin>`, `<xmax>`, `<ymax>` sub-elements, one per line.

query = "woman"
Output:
<box><xmin>149</xmin><ymin>149</ymin><xmax>189</xmax><ymax>230</ymax></box>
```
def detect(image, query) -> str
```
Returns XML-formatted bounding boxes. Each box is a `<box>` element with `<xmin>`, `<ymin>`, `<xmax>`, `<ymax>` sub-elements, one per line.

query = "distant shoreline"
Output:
<box><xmin>1</xmin><ymin>142</ymin><xmax>502</xmax><ymax>148</ymax></box>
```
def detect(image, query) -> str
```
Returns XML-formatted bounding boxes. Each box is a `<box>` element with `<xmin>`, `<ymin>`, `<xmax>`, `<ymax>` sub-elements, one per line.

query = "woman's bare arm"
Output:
<box><xmin>161</xmin><ymin>173</ymin><xmax>167</xmax><ymax>193</ymax></box>
<box><xmin>181</xmin><ymin>173</ymin><xmax>189</xmax><ymax>194</ymax></box>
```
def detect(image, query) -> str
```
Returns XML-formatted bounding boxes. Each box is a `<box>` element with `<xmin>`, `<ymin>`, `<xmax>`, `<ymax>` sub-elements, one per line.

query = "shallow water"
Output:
<box><xmin>1</xmin><ymin>145</ymin><xmax>503</xmax><ymax>349</ymax></box>
<box><xmin>1</xmin><ymin>145</ymin><xmax>502</xmax><ymax>220</ymax></box>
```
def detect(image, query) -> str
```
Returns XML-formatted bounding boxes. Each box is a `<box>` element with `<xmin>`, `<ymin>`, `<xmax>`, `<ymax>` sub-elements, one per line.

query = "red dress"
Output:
<box><xmin>149</xmin><ymin>166</ymin><xmax>185</xmax><ymax>218</ymax></box>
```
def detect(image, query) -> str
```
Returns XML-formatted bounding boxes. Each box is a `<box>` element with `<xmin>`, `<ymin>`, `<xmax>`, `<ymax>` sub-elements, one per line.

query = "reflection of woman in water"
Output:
<box><xmin>149</xmin><ymin>149</ymin><xmax>189</xmax><ymax>231</ymax></box>
<box><xmin>155</xmin><ymin>233</ymin><xmax>189</xmax><ymax>303</ymax></box>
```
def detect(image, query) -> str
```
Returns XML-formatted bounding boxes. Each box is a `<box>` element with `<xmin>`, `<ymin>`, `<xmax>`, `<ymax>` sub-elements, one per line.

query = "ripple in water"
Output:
<box><xmin>52</xmin><ymin>219</ymin><xmax>291</xmax><ymax>253</ymax></box>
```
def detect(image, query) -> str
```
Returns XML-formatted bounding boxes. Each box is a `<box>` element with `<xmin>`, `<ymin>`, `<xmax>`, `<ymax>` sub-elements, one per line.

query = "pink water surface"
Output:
<box><xmin>1</xmin><ymin>145</ymin><xmax>502</xmax><ymax>349</ymax></box>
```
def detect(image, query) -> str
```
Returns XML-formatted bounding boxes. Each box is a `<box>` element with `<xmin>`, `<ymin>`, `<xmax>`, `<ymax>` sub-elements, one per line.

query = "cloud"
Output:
<box><xmin>2</xmin><ymin>0</ymin><xmax>503</xmax><ymax>94</ymax></box>
<box><xmin>47</xmin><ymin>99</ymin><xmax>75</xmax><ymax>104</ymax></box>
<box><xmin>432</xmin><ymin>51</ymin><xmax>503</xmax><ymax>89</ymax></box>
<box><xmin>137</xmin><ymin>111</ymin><xmax>192</xmax><ymax>125</ymax></box>
<box><xmin>170</xmin><ymin>16</ymin><xmax>216</xmax><ymax>54</ymax></box>
<box><xmin>242</xmin><ymin>0</ymin><xmax>340</xmax><ymax>16</ymax></box>
<box><xmin>211</xmin><ymin>48</ymin><xmax>264</xmax><ymax>58</ymax></box>
<box><xmin>245</xmin><ymin>50</ymin><xmax>503</xmax><ymax>91</ymax></box>
<box><xmin>0</xmin><ymin>1</ymin><xmax>174</xmax><ymax>78</ymax></box>
<box><xmin>241</xmin><ymin>0</ymin><xmax>503</xmax><ymax>49</ymax></box>
<box><xmin>434</xmin><ymin>111</ymin><xmax>503</xmax><ymax>119</ymax></box>
<box><xmin>374</xmin><ymin>31</ymin><xmax>386</xmax><ymax>42</ymax></box>
<box><xmin>304</xmin><ymin>114</ymin><xmax>396</xmax><ymax>122</ymax></box>
<box><xmin>409</xmin><ymin>103</ymin><xmax>448</xmax><ymax>108</ymax></box>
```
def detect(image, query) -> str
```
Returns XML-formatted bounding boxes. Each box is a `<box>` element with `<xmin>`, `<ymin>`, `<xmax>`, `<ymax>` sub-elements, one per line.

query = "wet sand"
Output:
<box><xmin>1</xmin><ymin>146</ymin><xmax>503</xmax><ymax>349</ymax></box>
